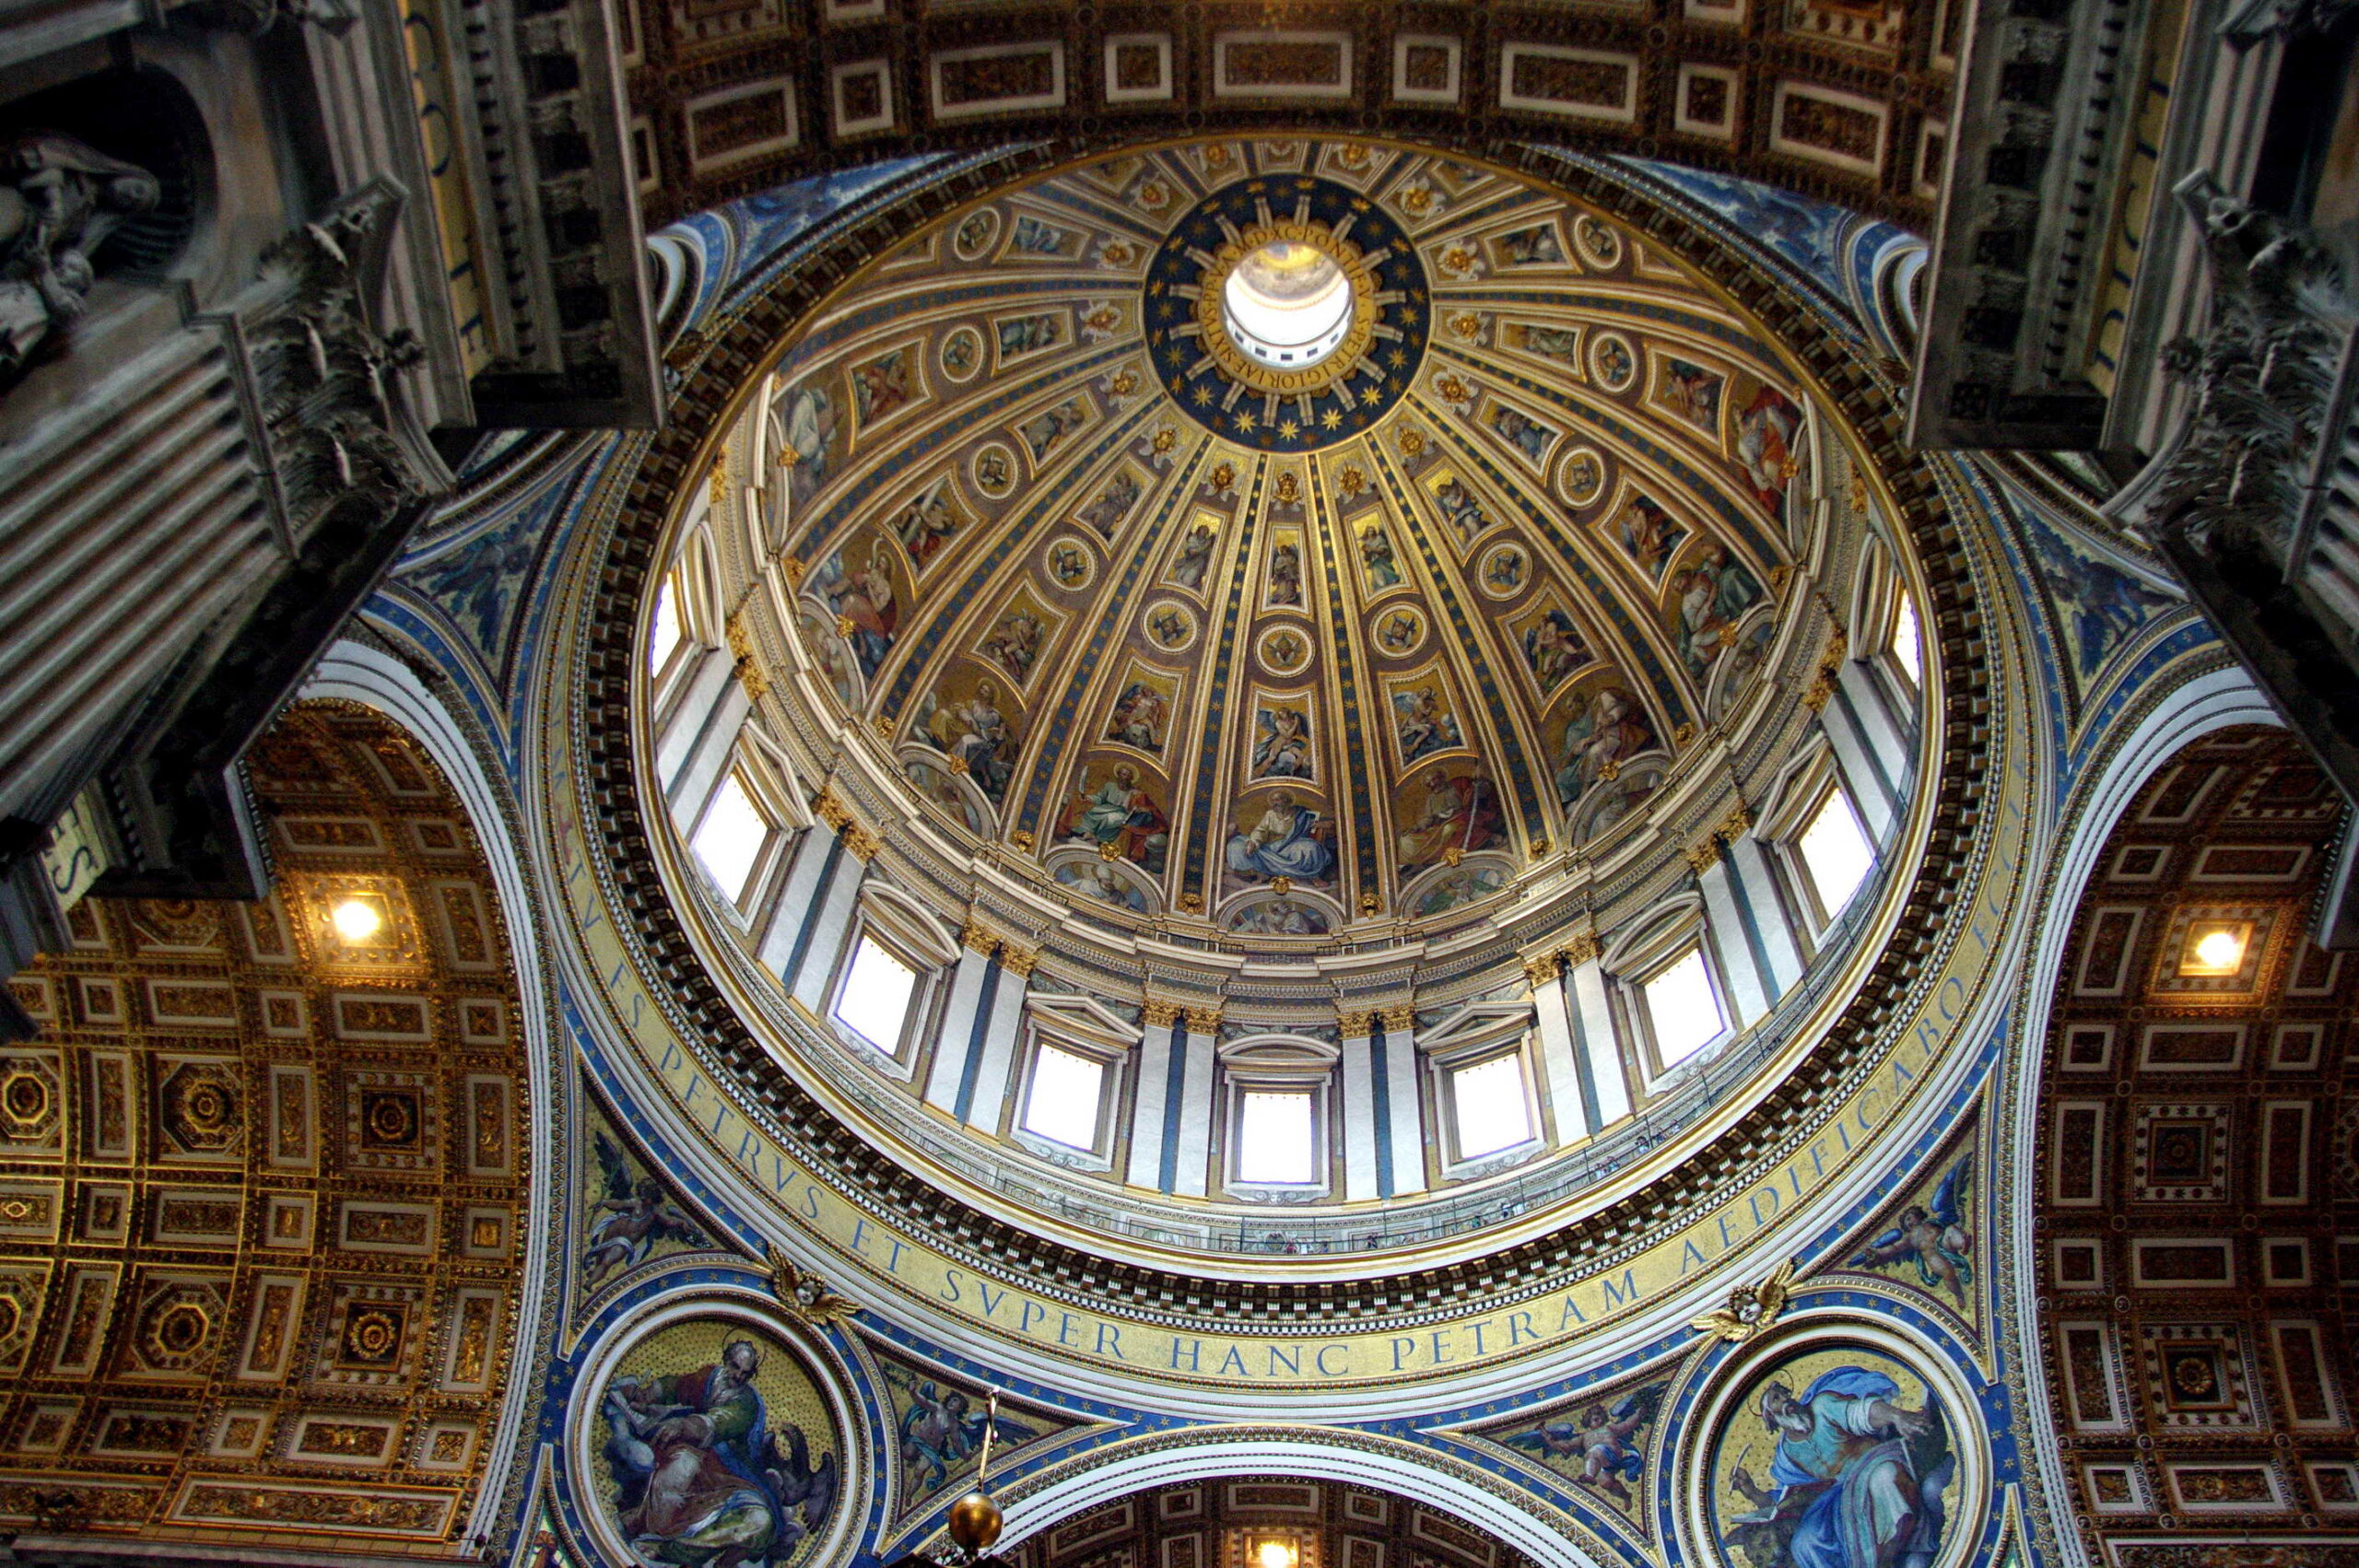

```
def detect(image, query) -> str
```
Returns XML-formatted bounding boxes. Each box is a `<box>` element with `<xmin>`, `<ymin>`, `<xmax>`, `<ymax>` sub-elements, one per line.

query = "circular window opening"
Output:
<box><xmin>1222</xmin><ymin>240</ymin><xmax>1353</xmax><ymax>369</ymax></box>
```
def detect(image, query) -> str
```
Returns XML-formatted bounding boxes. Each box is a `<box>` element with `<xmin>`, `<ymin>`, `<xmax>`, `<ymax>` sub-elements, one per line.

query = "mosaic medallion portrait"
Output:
<box><xmin>1697</xmin><ymin>1333</ymin><xmax>1974</xmax><ymax>1568</ymax></box>
<box><xmin>590</xmin><ymin>1316</ymin><xmax>845</xmax><ymax>1568</ymax></box>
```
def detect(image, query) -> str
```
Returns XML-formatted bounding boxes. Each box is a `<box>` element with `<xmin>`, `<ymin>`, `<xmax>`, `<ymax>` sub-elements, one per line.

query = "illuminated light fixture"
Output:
<box><xmin>331</xmin><ymin>897</ymin><xmax>385</xmax><ymax>943</ymax></box>
<box><xmin>2178</xmin><ymin>920</ymin><xmax>2251</xmax><ymax>977</ymax></box>
<box><xmin>1255</xmin><ymin>1541</ymin><xmax>1298</xmax><ymax>1568</ymax></box>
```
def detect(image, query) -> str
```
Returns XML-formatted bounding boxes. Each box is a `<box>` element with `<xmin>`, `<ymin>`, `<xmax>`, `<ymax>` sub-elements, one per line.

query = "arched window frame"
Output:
<box><xmin>1010</xmin><ymin>1001</ymin><xmax>1133</xmax><ymax>1169</ymax></box>
<box><xmin>1217</xmin><ymin>1036</ymin><xmax>1338</xmax><ymax>1198</ymax></box>
<box><xmin>687</xmin><ymin>759</ymin><xmax>782</xmax><ymax>918</ymax></box>
<box><xmin>1428</xmin><ymin>1026</ymin><xmax>1543</xmax><ymax>1175</ymax></box>
<box><xmin>821</xmin><ymin>883</ymin><xmax>956</xmax><ymax>1080</ymax></box>
<box><xmin>1602</xmin><ymin>896</ymin><xmax>1736</xmax><ymax>1090</ymax></box>
<box><xmin>1847</xmin><ymin>535</ymin><xmax>1926</xmax><ymax>723</ymax></box>
<box><xmin>1757</xmin><ymin>740</ymin><xmax>1877</xmax><ymax>944</ymax></box>
<box><xmin>650</xmin><ymin>519</ymin><xmax>730</xmax><ymax>743</ymax></box>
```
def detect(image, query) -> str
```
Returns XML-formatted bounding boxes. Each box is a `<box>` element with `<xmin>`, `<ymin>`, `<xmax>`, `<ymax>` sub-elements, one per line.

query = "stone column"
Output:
<box><xmin>1562</xmin><ymin>933</ymin><xmax>1632</xmax><ymax>1127</ymax></box>
<box><xmin>922</xmin><ymin>920</ymin><xmax>1002</xmax><ymax>1115</ymax></box>
<box><xmin>660</xmin><ymin>648</ymin><xmax>748</xmax><ymax>810</ymax></box>
<box><xmin>959</xmin><ymin>942</ymin><xmax>1035</xmax><ymax>1136</ymax></box>
<box><xmin>1691</xmin><ymin>837</ymin><xmax>1770</xmax><ymax>1028</ymax></box>
<box><xmin>1376</xmin><ymin>1005</ymin><xmax>1426</xmax><ymax>1198</ymax></box>
<box><xmin>1809</xmin><ymin>642</ymin><xmax>1904</xmax><ymax>842</ymax></box>
<box><xmin>787</xmin><ymin>797</ymin><xmax>874</xmax><ymax>1012</ymax></box>
<box><xmin>1167</xmin><ymin>1006</ymin><xmax>1221</xmax><ymax>1198</ymax></box>
<box><xmin>1338</xmin><ymin>1011</ymin><xmax>1382</xmax><ymax>1202</ymax></box>
<box><xmin>1718</xmin><ymin>809</ymin><xmax>1806</xmax><ymax>997</ymax></box>
<box><xmin>1520</xmin><ymin>953</ymin><xmax>1592</xmax><ymax>1144</ymax></box>
<box><xmin>755</xmin><ymin>816</ymin><xmax>839</xmax><ymax>977</ymax></box>
<box><xmin>1124</xmin><ymin>1000</ymin><xmax>1183</xmax><ymax>1189</ymax></box>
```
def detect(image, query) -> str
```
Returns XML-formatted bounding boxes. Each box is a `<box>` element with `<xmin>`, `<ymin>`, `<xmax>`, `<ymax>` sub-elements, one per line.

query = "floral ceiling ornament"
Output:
<box><xmin>1690</xmin><ymin>1258</ymin><xmax>1796</xmax><ymax>1342</ymax></box>
<box><xmin>767</xmin><ymin>1246</ymin><xmax>859</xmax><ymax>1328</ymax></box>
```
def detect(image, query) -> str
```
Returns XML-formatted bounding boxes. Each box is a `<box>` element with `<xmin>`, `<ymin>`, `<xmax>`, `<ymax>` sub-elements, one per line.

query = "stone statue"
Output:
<box><xmin>0</xmin><ymin>132</ymin><xmax>160</xmax><ymax>375</ymax></box>
<box><xmin>2151</xmin><ymin>174</ymin><xmax>2355</xmax><ymax>560</ymax></box>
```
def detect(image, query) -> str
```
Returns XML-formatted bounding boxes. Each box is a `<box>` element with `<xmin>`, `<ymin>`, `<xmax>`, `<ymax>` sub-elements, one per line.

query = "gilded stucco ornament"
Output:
<box><xmin>767</xmin><ymin>1246</ymin><xmax>859</xmax><ymax>1328</ymax></box>
<box><xmin>1690</xmin><ymin>1259</ymin><xmax>1796</xmax><ymax>1343</ymax></box>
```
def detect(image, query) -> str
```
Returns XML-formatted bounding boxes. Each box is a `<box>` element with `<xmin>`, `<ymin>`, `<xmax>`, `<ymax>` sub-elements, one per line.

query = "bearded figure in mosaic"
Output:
<box><xmin>1723</xmin><ymin>1366</ymin><xmax>1953</xmax><ymax>1568</ymax></box>
<box><xmin>602</xmin><ymin>1338</ymin><xmax>837</xmax><ymax>1567</ymax></box>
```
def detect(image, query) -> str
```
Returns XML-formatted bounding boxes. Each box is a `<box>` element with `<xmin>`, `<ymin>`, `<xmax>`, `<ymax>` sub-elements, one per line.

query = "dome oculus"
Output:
<box><xmin>1223</xmin><ymin>240</ymin><xmax>1353</xmax><ymax>369</ymax></box>
<box><xmin>1146</xmin><ymin>174</ymin><xmax>1426</xmax><ymax>452</ymax></box>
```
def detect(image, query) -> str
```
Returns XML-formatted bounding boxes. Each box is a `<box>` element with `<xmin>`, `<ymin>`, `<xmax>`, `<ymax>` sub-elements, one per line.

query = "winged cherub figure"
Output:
<box><xmin>585</xmin><ymin>1130</ymin><xmax>707</xmax><ymax>1285</ymax></box>
<box><xmin>1851</xmin><ymin>1153</ymin><xmax>1973</xmax><ymax>1307</ymax></box>
<box><xmin>1504</xmin><ymin>1385</ymin><xmax>1662</xmax><ymax>1504</ymax></box>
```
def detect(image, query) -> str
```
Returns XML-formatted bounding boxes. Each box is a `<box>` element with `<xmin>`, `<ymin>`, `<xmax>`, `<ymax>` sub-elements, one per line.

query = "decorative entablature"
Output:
<box><xmin>617</xmin><ymin>1</ymin><xmax>1958</xmax><ymax>231</ymax></box>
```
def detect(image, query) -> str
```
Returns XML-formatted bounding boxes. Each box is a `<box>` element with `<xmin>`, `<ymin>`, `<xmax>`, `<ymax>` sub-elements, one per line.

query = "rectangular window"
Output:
<box><xmin>833</xmin><ymin>936</ymin><xmax>918</xmax><ymax>1053</ymax></box>
<box><xmin>649</xmin><ymin>576</ymin><xmax>686</xmax><ymax>674</ymax></box>
<box><xmin>1644</xmin><ymin>946</ymin><xmax>1726</xmax><ymax>1068</ymax></box>
<box><xmin>1237</xmin><ymin>1090</ymin><xmax>1316</xmax><ymax>1184</ymax></box>
<box><xmin>1890</xmin><ymin>596</ymin><xmax>1922</xmax><ymax>687</ymax></box>
<box><xmin>1452</xmin><ymin>1053</ymin><xmax>1533</xmax><ymax>1159</ymax></box>
<box><xmin>691</xmin><ymin>773</ymin><xmax>770</xmax><ymax>905</ymax></box>
<box><xmin>1021</xmin><ymin>1043</ymin><xmax>1106</xmax><ymax>1150</ymax></box>
<box><xmin>1798</xmin><ymin>787</ymin><xmax>1875</xmax><ymax>919</ymax></box>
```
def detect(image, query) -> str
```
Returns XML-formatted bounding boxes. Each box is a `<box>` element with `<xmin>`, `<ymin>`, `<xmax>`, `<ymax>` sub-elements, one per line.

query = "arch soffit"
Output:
<box><xmin>1996</xmin><ymin>655</ymin><xmax>2281</xmax><ymax>1560</ymax></box>
<box><xmin>302</xmin><ymin>637</ymin><xmax>565</xmax><ymax>1540</ymax></box>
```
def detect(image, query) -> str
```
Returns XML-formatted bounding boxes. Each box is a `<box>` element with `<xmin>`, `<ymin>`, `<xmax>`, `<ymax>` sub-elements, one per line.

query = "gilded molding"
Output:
<box><xmin>1141</xmin><ymin>1000</ymin><xmax>1183</xmax><ymax>1029</ymax></box>
<box><xmin>812</xmin><ymin>791</ymin><xmax>854</xmax><ymax>833</ymax></box>
<box><xmin>1335</xmin><ymin>1009</ymin><xmax>1374</xmax><ymax>1037</ymax></box>
<box><xmin>1379</xmin><ymin>1004</ymin><xmax>1417</xmax><ymax>1033</ymax></box>
<box><xmin>1684</xmin><ymin>840</ymin><xmax>1723</xmax><ymax>874</ymax></box>
<box><xmin>998</xmin><ymin>944</ymin><xmax>1039</xmax><ymax>977</ymax></box>
<box><xmin>1181</xmin><ymin>1006</ymin><xmax>1222</xmax><ymax>1035</ymax></box>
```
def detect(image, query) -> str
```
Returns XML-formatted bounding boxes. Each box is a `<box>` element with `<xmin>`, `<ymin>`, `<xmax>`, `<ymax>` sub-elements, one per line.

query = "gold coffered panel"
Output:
<box><xmin>0</xmin><ymin>703</ymin><xmax>532</xmax><ymax>1555</ymax></box>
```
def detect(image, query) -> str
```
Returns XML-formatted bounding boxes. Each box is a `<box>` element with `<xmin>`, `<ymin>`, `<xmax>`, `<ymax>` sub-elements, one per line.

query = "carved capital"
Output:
<box><xmin>725</xmin><ymin>610</ymin><xmax>757</xmax><ymax>664</ymax></box>
<box><xmin>840</xmin><ymin>825</ymin><xmax>882</xmax><ymax>862</ymax></box>
<box><xmin>1718</xmin><ymin>806</ymin><xmax>1753</xmax><ymax>844</ymax></box>
<box><xmin>1560</xmin><ymin>931</ymin><xmax>1601</xmax><ymax>967</ymax></box>
<box><xmin>1181</xmin><ymin>1005</ymin><xmax>1223</xmax><ymax>1035</ymax></box>
<box><xmin>733</xmin><ymin>656</ymin><xmax>770</xmax><ymax>701</ymax></box>
<box><xmin>1684</xmin><ymin>839</ymin><xmax>1722</xmax><ymax>874</ymax></box>
<box><xmin>998</xmin><ymin>943</ymin><xmax>1039</xmax><ymax>977</ymax></box>
<box><xmin>960</xmin><ymin>919</ymin><xmax>999</xmax><ymax>956</ymax></box>
<box><xmin>1379</xmin><ymin>1003</ymin><xmax>1418</xmax><ymax>1033</ymax></box>
<box><xmin>1802</xmin><ymin>676</ymin><xmax>1835</xmax><ymax>712</ymax></box>
<box><xmin>1141</xmin><ymin>999</ymin><xmax>1184</xmax><ymax>1028</ymax></box>
<box><xmin>1521</xmin><ymin>953</ymin><xmax>1560</xmax><ymax>988</ymax></box>
<box><xmin>1336</xmin><ymin>1009</ymin><xmax>1374</xmax><ymax>1037</ymax></box>
<box><xmin>812</xmin><ymin>791</ymin><xmax>854</xmax><ymax>832</ymax></box>
<box><xmin>248</xmin><ymin>185</ymin><xmax>435</xmax><ymax>530</ymax></box>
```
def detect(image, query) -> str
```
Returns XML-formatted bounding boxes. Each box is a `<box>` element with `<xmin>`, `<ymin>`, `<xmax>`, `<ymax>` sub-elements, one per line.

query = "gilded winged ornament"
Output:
<box><xmin>767</xmin><ymin>1245</ymin><xmax>859</xmax><ymax>1327</ymax></box>
<box><xmin>1689</xmin><ymin>1258</ymin><xmax>1796</xmax><ymax>1342</ymax></box>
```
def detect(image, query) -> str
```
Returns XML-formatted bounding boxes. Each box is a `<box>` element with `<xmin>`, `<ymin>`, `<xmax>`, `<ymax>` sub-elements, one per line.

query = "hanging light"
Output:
<box><xmin>944</xmin><ymin>1388</ymin><xmax>1006</xmax><ymax>1563</ymax></box>
<box><xmin>1256</xmin><ymin>1541</ymin><xmax>1299</xmax><ymax>1568</ymax></box>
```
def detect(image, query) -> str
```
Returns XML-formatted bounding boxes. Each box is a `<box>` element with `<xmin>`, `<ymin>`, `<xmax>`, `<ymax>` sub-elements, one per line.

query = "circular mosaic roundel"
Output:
<box><xmin>1145</xmin><ymin>173</ymin><xmax>1429</xmax><ymax>454</ymax></box>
